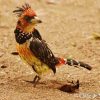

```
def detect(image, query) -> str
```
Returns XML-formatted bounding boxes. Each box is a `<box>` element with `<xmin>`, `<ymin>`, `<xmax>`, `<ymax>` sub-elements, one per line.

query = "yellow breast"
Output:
<box><xmin>16</xmin><ymin>42</ymin><xmax>50</xmax><ymax>75</ymax></box>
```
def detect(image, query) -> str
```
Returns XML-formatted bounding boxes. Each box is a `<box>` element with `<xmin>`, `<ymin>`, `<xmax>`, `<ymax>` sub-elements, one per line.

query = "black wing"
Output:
<box><xmin>32</xmin><ymin>29</ymin><xmax>42</xmax><ymax>40</ymax></box>
<box><xmin>29</xmin><ymin>38</ymin><xmax>59</xmax><ymax>73</ymax></box>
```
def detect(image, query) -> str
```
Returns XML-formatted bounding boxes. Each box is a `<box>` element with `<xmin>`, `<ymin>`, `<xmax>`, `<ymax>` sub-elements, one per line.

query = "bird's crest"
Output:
<box><xmin>13</xmin><ymin>3</ymin><xmax>31</xmax><ymax>17</ymax></box>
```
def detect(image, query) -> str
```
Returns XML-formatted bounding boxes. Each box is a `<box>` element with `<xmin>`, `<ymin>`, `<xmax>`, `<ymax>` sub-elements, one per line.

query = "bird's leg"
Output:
<box><xmin>33</xmin><ymin>75</ymin><xmax>38</xmax><ymax>83</ymax></box>
<box><xmin>33</xmin><ymin>75</ymin><xmax>41</xmax><ymax>87</ymax></box>
<box><xmin>32</xmin><ymin>65</ymin><xmax>41</xmax><ymax>87</ymax></box>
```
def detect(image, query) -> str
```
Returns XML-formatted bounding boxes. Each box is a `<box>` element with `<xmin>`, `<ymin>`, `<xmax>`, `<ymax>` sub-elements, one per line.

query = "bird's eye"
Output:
<box><xmin>24</xmin><ymin>16</ymin><xmax>31</xmax><ymax>21</ymax></box>
<box><xmin>24</xmin><ymin>16</ymin><xmax>34</xmax><ymax>22</ymax></box>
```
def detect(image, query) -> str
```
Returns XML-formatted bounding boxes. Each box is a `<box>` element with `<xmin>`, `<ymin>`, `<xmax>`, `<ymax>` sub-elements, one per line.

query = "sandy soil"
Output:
<box><xmin>0</xmin><ymin>0</ymin><xmax>100</xmax><ymax>100</ymax></box>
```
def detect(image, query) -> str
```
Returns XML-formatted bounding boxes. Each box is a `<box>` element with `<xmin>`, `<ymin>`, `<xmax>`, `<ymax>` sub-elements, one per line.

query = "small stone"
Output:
<box><xmin>1</xmin><ymin>65</ymin><xmax>7</xmax><ymax>68</ymax></box>
<box><xmin>0</xmin><ymin>71</ymin><xmax>6</xmax><ymax>76</ymax></box>
<box><xmin>0</xmin><ymin>52</ymin><xmax>4</xmax><ymax>57</ymax></box>
<box><xmin>92</xmin><ymin>32</ymin><xmax>100</xmax><ymax>39</ymax></box>
<box><xmin>71</xmin><ymin>42</ymin><xmax>77</xmax><ymax>47</ymax></box>
<box><xmin>46</xmin><ymin>0</ymin><xmax>61</xmax><ymax>4</ymax></box>
<box><xmin>11</xmin><ymin>51</ymin><xmax>19</xmax><ymax>55</ymax></box>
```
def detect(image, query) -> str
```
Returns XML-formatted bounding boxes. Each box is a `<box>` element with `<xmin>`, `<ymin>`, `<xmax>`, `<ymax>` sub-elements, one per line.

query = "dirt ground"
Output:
<box><xmin>0</xmin><ymin>0</ymin><xmax>100</xmax><ymax>100</ymax></box>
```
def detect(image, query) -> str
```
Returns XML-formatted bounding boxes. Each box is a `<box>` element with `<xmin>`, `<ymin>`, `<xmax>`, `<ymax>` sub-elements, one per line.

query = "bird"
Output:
<box><xmin>13</xmin><ymin>3</ymin><xmax>92</xmax><ymax>87</ymax></box>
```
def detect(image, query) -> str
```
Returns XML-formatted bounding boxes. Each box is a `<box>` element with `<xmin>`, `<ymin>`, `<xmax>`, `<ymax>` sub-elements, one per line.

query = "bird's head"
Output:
<box><xmin>13</xmin><ymin>3</ymin><xmax>42</xmax><ymax>32</ymax></box>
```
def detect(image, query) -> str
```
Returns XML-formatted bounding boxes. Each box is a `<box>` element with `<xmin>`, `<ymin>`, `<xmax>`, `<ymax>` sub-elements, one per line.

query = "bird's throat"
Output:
<box><xmin>17</xmin><ymin>24</ymin><xmax>35</xmax><ymax>33</ymax></box>
<box><xmin>23</xmin><ymin>24</ymin><xmax>35</xmax><ymax>33</ymax></box>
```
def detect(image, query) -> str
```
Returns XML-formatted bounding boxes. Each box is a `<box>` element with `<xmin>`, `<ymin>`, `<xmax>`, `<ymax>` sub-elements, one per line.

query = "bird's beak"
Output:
<box><xmin>31</xmin><ymin>16</ymin><xmax>42</xmax><ymax>24</ymax></box>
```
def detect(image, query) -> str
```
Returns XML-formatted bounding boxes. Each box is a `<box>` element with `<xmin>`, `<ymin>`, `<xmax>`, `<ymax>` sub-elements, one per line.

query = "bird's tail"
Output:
<box><xmin>57</xmin><ymin>58</ymin><xmax>92</xmax><ymax>70</ymax></box>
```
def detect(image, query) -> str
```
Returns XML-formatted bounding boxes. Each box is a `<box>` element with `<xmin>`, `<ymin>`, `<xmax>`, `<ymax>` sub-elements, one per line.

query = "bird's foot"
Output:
<box><xmin>33</xmin><ymin>75</ymin><xmax>41</xmax><ymax>87</ymax></box>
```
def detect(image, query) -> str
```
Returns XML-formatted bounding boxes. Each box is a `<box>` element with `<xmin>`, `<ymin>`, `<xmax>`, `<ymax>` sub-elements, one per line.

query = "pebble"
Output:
<box><xmin>1</xmin><ymin>65</ymin><xmax>7</xmax><ymax>68</ymax></box>
<box><xmin>0</xmin><ymin>52</ymin><xmax>4</xmax><ymax>57</ymax></box>
<box><xmin>46</xmin><ymin>0</ymin><xmax>62</xmax><ymax>4</ymax></box>
<box><xmin>11</xmin><ymin>51</ymin><xmax>19</xmax><ymax>55</ymax></box>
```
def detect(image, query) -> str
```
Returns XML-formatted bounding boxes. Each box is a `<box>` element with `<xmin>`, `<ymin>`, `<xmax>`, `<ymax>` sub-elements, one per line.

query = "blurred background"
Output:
<box><xmin>0</xmin><ymin>0</ymin><xmax>100</xmax><ymax>100</ymax></box>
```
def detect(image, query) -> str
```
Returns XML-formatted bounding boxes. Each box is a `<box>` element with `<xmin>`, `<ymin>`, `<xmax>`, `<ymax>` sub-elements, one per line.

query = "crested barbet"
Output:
<box><xmin>13</xmin><ymin>3</ymin><xmax>92</xmax><ymax>87</ymax></box>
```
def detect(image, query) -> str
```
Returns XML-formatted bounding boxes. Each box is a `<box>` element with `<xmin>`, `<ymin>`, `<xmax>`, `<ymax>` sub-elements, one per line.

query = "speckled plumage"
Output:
<box><xmin>14</xmin><ymin>27</ymin><xmax>59</xmax><ymax>75</ymax></box>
